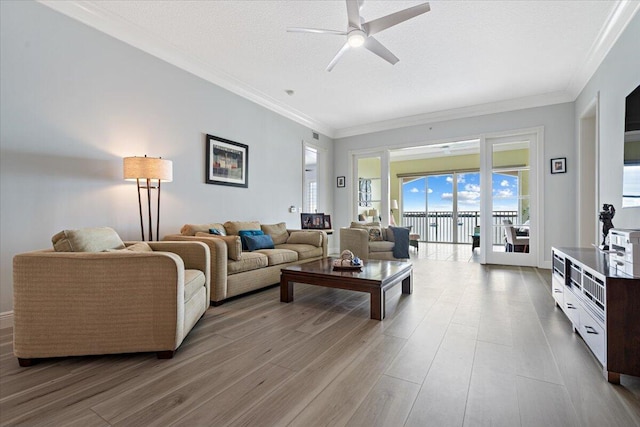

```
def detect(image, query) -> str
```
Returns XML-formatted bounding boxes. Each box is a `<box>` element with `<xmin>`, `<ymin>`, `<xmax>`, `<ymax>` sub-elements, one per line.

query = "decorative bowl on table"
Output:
<box><xmin>333</xmin><ymin>251</ymin><xmax>363</xmax><ymax>270</ymax></box>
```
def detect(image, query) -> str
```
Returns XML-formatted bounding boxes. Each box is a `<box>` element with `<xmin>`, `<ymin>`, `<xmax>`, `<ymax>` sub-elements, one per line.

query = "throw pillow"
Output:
<box><xmin>195</xmin><ymin>232</ymin><xmax>243</xmax><ymax>261</ymax></box>
<box><xmin>260</xmin><ymin>222</ymin><xmax>289</xmax><ymax>245</ymax></box>
<box><xmin>244</xmin><ymin>234</ymin><xmax>275</xmax><ymax>251</ymax></box>
<box><xmin>209</xmin><ymin>228</ymin><xmax>222</xmax><ymax>235</ymax></box>
<box><xmin>390</xmin><ymin>226</ymin><xmax>411</xmax><ymax>259</ymax></box>
<box><xmin>287</xmin><ymin>231</ymin><xmax>322</xmax><ymax>247</ymax></box>
<box><xmin>238</xmin><ymin>229</ymin><xmax>264</xmax><ymax>250</ymax></box>
<box><xmin>387</xmin><ymin>226</ymin><xmax>411</xmax><ymax>243</ymax></box>
<box><xmin>350</xmin><ymin>222</ymin><xmax>383</xmax><ymax>242</ymax></box>
<box><xmin>52</xmin><ymin>227</ymin><xmax>125</xmax><ymax>252</ymax></box>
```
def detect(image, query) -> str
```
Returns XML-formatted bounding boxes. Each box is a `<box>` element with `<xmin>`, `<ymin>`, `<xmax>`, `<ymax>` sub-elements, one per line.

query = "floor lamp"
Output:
<box><xmin>123</xmin><ymin>155</ymin><xmax>173</xmax><ymax>241</ymax></box>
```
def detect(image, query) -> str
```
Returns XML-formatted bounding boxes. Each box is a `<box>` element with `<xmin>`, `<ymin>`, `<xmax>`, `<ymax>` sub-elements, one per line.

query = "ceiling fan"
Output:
<box><xmin>288</xmin><ymin>0</ymin><xmax>430</xmax><ymax>71</ymax></box>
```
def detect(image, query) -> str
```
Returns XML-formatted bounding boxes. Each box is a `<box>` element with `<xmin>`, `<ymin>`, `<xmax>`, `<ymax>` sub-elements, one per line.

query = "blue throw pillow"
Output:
<box><xmin>243</xmin><ymin>234</ymin><xmax>275</xmax><ymax>251</ymax></box>
<box><xmin>390</xmin><ymin>226</ymin><xmax>410</xmax><ymax>259</ymax></box>
<box><xmin>209</xmin><ymin>228</ymin><xmax>222</xmax><ymax>235</ymax></box>
<box><xmin>238</xmin><ymin>229</ymin><xmax>264</xmax><ymax>250</ymax></box>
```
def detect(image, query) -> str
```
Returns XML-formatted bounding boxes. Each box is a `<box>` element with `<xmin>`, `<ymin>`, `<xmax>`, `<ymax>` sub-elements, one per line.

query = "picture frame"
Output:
<box><xmin>550</xmin><ymin>157</ymin><xmax>567</xmax><ymax>174</ymax></box>
<box><xmin>323</xmin><ymin>214</ymin><xmax>332</xmax><ymax>230</ymax></box>
<box><xmin>337</xmin><ymin>176</ymin><xmax>345</xmax><ymax>188</ymax></box>
<box><xmin>205</xmin><ymin>134</ymin><xmax>248</xmax><ymax>187</ymax></box>
<box><xmin>301</xmin><ymin>213</ymin><xmax>325</xmax><ymax>229</ymax></box>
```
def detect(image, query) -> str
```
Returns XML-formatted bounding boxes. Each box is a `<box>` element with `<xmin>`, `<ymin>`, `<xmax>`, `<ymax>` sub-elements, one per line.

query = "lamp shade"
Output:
<box><xmin>391</xmin><ymin>199</ymin><xmax>399</xmax><ymax>210</ymax></box>
<box><xmin>368</xmin><ymin>208</ymin><xmax>379</xmax><ymax>218</ymax></box>
<box><xmin>123</xmin><ymin>156</ymin><xmax>173</xmax><ymax>182</ymax></box>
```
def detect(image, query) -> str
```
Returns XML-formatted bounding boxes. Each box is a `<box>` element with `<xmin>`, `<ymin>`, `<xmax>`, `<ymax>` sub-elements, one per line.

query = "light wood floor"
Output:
<box><xmin>2</xmin><ymin>245</ymin><xmax>639</xmax><ymax>426</ymax></box>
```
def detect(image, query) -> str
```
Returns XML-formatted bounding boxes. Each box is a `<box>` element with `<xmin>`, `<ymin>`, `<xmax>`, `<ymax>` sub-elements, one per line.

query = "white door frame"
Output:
<box><xmin>577</xmin><ymin>93</ymin><xmax>600</xmax><ymax>247</ymax></box>
<box><xmin>302</xmin><ymin>140</ymin><xmax>327</xmax><ymax>213</ymax></box>
<box><xmin>349</xmin><ymin>149</ymin><xmax>390</xmax><ymax>224</ymax></box>
<box><xmin>481</xmin><ymin>127</ymin><xmax>544</xmax><ymax>267</ymax></box>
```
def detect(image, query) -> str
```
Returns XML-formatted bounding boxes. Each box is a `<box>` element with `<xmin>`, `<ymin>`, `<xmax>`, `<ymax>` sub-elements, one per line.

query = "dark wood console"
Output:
<box><xmin>552</xmin><ymin>247</ymin><xmax>640</xmax><ymax>383</ymax></box>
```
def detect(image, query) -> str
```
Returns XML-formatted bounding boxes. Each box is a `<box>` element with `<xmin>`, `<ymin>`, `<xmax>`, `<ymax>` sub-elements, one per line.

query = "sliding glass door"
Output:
<box><xmin>401</xmin><ymin>171</ymin><xmax>481</xmax><ymax>244</ymax></box>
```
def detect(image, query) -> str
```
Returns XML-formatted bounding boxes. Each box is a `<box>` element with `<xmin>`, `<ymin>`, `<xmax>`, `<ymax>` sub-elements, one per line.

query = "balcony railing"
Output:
<box><xmin>401</xmin><ymin>210</ymin><xmax>518</xmax><ymax>245</ymax></box>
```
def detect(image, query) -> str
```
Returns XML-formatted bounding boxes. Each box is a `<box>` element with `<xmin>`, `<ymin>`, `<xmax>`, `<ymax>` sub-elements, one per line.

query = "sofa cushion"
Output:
<box><xmin>52</xmin><ymin>227</ymin><xmax>125</xmax><ymax>252</ymax></box>
<box><xmin>255</xmin><ymin>248</ymin><xmax>298</xmax><ymax>266</ymax></box>
<box><xmin>350</xmin><ymin>222</ymin><xmax>384</xmax><ymax>242</ymax></box>
<box><xmin>181</xmin><ymin>223</ymin><xmax>226</xmax><ymax>236</ymax></box>
<box><xmin>224</xmin><ymin>221</ymin><xmax>261</xmax><ymax>236</ymax></box>
<box><xmin>369</xmin><ymin>241</ymin><xmax>395</xmax><ymax>253</ymax></box>
<box><xmin>243</xmin><ymin>234</ymin><xmax>275</xmax><ymax>251</ymax></box>
<box><xmin>125</xmin><ymin>242</ymin><xmax>153</xmax><ymax>252</ymax></box>
<box><xmin>227</xmin><ymin>252</ymin><xmax>268</xmax><ymax>274</ymax></box>
<box><xmin>287</xmin><ymin>230</ymin><xmax>322</xmax><ymax>247</ymax></box>
<box><xmin>184</xmin><ymin>269</ymin><xmax>206</xmax><ymax>302</ymax></box>
<box><xmin>261</xmin><ymin>222</ymin><xmax>289</xmax><ymax>245</ymax></box>
<box><xmin>276</xmin><ymin>243</ymin><xmax>323</xmax><ymax>260</ymax></box>
<box><xmin>195</xmin><ymin>232</ymin><xmax>242</xmax><ymax>261</ymax></box>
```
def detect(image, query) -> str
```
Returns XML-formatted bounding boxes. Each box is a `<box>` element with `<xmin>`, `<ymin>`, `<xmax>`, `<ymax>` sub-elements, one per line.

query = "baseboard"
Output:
<box><xmin>0</xmin><ymin>311</ymin><xmax>14</xmax><ymax>330</ymax></box>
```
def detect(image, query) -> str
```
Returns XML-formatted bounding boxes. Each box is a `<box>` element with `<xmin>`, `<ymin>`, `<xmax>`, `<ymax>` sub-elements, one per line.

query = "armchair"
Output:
<box><xmin>340</xmin><ymin>222</ymin><xmax>407</xmax><ymax>260</ymax></box>
<box><xmin>12</xmin><ymin>241</ymin><xmax>210</xmax><ymax>366</ymax></box>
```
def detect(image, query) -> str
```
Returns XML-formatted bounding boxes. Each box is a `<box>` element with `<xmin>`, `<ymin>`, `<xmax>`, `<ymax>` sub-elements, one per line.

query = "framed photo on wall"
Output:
<box><xmin>206</xmin><ymin>134</ymin><xmax>248</xmax><ymax>187</ymax></box>
<box><xmin>337</xmin><ymin>176</ymin><xmax>345</xmax><ymax>188</ymax></box>
<box><xmin>550</xmin><ymin>157</ymin><xmax>566</xmax><ymax>174</ymax></box>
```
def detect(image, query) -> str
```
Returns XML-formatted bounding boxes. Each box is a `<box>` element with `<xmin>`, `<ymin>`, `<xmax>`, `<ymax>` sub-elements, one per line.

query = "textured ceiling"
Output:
<box><xmin>43</xmin><ymin>1</ymin><xmax>637</xmax><ymax>137</ymax></box>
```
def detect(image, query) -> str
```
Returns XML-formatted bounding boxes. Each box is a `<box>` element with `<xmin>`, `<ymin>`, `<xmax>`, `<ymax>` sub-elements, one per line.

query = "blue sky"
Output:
<box><xmin>402</xmin><ymin>172</ymin><xmax>520</xmax><ymax>212</ymax></box>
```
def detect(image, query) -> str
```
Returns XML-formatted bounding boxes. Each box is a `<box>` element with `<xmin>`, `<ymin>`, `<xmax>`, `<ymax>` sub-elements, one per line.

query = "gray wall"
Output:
<box><xmin>0</xmin><ymin>1</ymin><xmax>333</xmax><ymax>313</ymax></box>
<box><xmin>333</xmin><ymin>103</ymin><xmax>576</xmax><ymax>266</ymax></box>
<box><xmin>575</xmin><ymin>12</ymin><xmax>640</xmax><ymax>229</ymax></box>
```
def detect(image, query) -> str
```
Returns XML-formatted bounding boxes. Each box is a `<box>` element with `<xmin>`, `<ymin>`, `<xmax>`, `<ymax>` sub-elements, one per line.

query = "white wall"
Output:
<box><xmin>575</xmin><ymin>13</ymin><xmax>640</xmax><ymax>229</ymax></box>
<box><xmin>0</xmin><ymin>1</ymin><xmax>333</xmax><ymax>313</ymax></box>
<box><xmin>333</xmin><ymin>102</ymin><xmax>576</xmax><ymax>266</ymax></box>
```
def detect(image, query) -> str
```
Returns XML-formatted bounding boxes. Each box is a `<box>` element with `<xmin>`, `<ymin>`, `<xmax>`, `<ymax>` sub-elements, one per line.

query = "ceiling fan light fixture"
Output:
<box><xmin>347</xmin><ymin>29</ymin><xmax>366</xmax><ymax>47</ymax></box>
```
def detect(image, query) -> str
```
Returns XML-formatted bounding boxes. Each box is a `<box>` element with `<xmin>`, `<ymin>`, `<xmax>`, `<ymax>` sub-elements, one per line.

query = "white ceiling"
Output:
<box><xmin>41</xmin><ymin>1</ymin><xmax>639</xmax><ymax>138</ymax></box>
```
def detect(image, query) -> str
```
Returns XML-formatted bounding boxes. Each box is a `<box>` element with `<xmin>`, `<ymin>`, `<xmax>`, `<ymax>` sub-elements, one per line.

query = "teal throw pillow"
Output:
<box><xmin>238</xmin><ymin>229</ymin><xmax>264</xmax><ymax>250</ymax></box>
<box><xmin>209</xmin><ymin>228</ymin><xmax>222</xmax><ymax>235</ymax></box>
<box><xmin>244</xmin><ymin>234</ymin><xmax>275</xmax><ymax>251</ymax></box>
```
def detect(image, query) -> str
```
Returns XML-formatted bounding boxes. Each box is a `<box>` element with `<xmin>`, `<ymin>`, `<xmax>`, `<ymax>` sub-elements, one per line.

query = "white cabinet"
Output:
<box><xmin>552</xmin><ymin>247</ymin><xmax>640</xmax><ymax>384</ymax></box>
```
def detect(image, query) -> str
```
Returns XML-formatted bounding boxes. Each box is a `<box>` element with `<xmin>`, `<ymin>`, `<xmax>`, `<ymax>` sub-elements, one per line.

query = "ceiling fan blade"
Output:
<box><xmin>287</xmin><ymin>27</ymin><xmax>347</xmax><ymax>35</ymax></box>
<box><xmin>346</xmin><ymin>0</ymin><xmax>362</xmax><ymax>29</ymax></box>
<box><xmin>326</xmin><ymin>42</ymin><xmax>350</xmax><ymax>72</ymax></box>
<box><xmin>364</xmin><ymin>36</ymin><xmax>399</xmax><ymax>65</ymax></box>
<box><xmin>363</xmin><ymin>2</ymin><xmax>430</xmax><ymax>36</ymax></box>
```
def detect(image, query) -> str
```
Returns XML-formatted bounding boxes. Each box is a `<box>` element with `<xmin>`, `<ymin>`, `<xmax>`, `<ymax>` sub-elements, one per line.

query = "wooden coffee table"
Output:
<box><xmin>280</xmin><ymin>257</ymin><xmax>412</xmax><ymax>320</ymax></box>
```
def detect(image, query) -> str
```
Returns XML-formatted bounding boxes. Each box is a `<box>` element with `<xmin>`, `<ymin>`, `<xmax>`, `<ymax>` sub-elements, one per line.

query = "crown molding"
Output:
<box><xmin>38</xmin><ymin>1</ymin><xmax>335</xmax><ymax>138</ymax></box>
<box><xmin>566</xmin><ymin>0</ymin><xmax>640</xmax><ymax>98</ymax></box>
<box><xmin>333</xmin><ymin>91</ymin><xmax>573</xmax><ymax>139</ymax></box>
<box><xmin>37</xmin><ymin>0</ymin><xmax>639</xmax><ymax>141</ymax></box>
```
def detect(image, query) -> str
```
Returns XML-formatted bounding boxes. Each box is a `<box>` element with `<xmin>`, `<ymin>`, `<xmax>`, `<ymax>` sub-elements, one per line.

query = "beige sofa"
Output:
<box><xmin>164</xmin><ymin>221</ymin><xmax>328</xmax><ymax>305</ymax></box>
<box><xmin>340</xmin><ymin>222</ymin><xmax>406</xmax><ymax>261</ymax></box>
<box><xmin>13</xmin><ymin>234</ymin><xmax>210</xmax><ymax>365</ymax></box>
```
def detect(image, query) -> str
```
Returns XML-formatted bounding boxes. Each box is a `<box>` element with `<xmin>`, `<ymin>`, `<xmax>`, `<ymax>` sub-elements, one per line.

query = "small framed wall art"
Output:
<box><xmin>550</xmin><ymin>157</ymin><xmax>567</xmax><ymax>174</ymax></box>
<box><xmin>337</xmin><ymin>176</ymin><xmax>346</xmax><ymax>188</ymax></box>
<box><xmin>206</xmin><ymin>134</ymin><xmax>248</xmax><ymax>187</ymax></box>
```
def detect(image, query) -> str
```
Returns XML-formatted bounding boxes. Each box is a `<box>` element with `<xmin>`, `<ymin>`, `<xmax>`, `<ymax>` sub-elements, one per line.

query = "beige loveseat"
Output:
<box><xmin>13</xmin><ymin>228</ymin><xmax>210</xmax><ymax>365</ymax></box>
<box><xmin>340</xmin><ymin>222</ymin><xmax>407</xmax><ymax>261</ymax></box>
<box><xmin>164</xmin><ymin>221</ymin><xmax>328</xmax><ymax>305</ymax></box>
